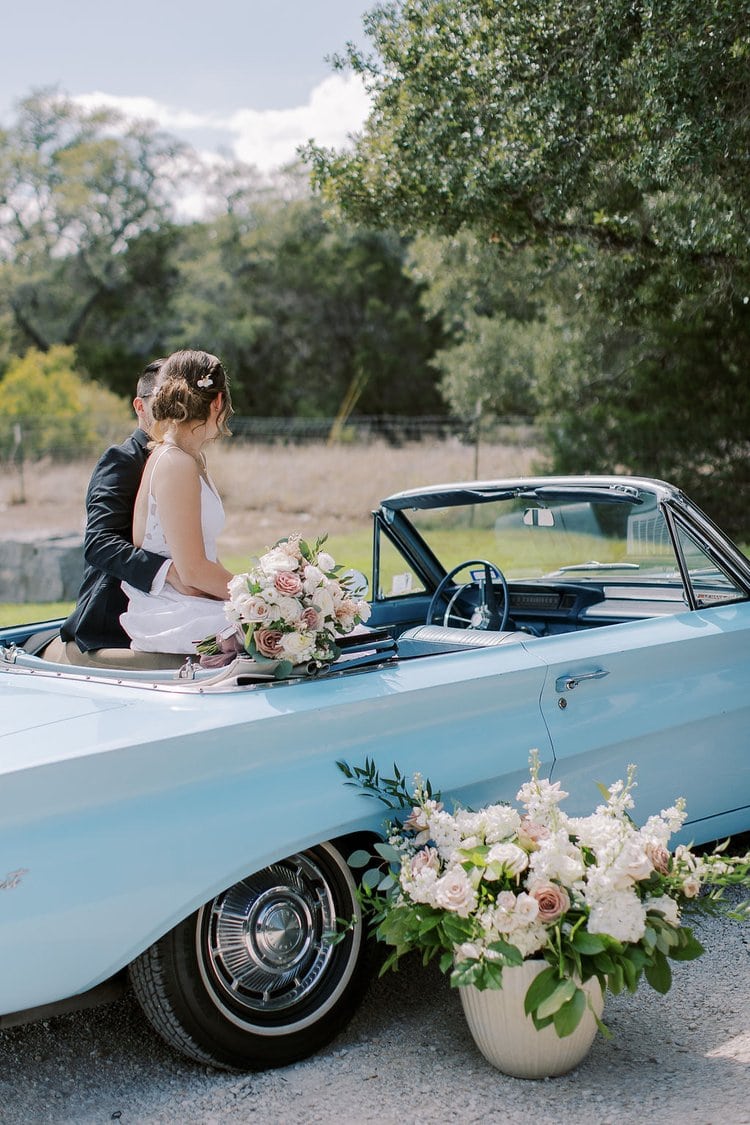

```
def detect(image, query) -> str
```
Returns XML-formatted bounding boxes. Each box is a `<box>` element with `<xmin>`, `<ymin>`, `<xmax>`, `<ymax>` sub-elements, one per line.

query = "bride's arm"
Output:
<box><xmin>153</xmin><ymin>452</ymin><xmax>234</xmax><ymax>599</ymax></box>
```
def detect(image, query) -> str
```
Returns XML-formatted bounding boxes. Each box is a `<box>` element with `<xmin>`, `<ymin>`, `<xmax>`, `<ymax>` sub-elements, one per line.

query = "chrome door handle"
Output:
<box><xmin>555</xmin><ymin>668</ymin><xmax>610</xmax><ymax>693</ymax></box>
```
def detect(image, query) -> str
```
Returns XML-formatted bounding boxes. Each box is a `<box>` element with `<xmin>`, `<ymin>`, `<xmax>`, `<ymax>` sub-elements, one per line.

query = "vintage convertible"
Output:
<box><xmin>1</xmin><ymin>475</ymin><xmax>749</xmax><ymax>1070</ymax></box>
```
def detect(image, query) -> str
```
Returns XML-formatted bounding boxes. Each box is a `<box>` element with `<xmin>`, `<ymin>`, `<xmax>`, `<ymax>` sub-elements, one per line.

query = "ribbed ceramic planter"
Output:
<box><xmin>459</xmin><ymin>961</ymin><xmax>604</xmax><ymax>1079</ymax></box>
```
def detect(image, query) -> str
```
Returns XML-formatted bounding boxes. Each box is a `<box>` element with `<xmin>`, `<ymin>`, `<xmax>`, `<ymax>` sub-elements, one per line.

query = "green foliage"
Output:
<box><xmin>337</xmin><ymin>757</ymin><xmax>440</xmax><ymax>810</ymax></box>
<box><xmin>0</xmin><ymin>346</ymin><xmax>129</xmax><ymax>458</ymax></box>
<box><xmin>309</xmin><ymin>0</ymin><xmax>750</xmax><ymax>536</ymax></box>
<box><xmin>337</xmin><ymin>754</ymin><xmax>750</xmax><ymax>1039</ymax></box>
<box><xmin>310</xmin><ymin>0</ymin><xmax>749</xmax><ymax>260</ymax></box>
<box><xmin>0</xmin><ymin>91</ymin><xmax>184</xmax><ymax>357</ymax></box>
<box><xmin>167</xmin><ymin>191</ymin><xmax>445</xmax><ymax>417</ymax></box>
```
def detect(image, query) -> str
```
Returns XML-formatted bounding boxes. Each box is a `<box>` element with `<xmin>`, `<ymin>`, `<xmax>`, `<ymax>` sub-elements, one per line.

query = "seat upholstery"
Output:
<box><xmin>397</xmin><ymin>624</ymin><xmax>522</xmax><ymax>657</ymax></box>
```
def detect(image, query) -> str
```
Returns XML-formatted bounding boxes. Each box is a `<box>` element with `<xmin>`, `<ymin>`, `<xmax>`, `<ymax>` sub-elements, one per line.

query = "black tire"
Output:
<box><xmin>128</xmin><ymin>842</ymin><xmax>370</xmax><ymax>1070</ymax></box>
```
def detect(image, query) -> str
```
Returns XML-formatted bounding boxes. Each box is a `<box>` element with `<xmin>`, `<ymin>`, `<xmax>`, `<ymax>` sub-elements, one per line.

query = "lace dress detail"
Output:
<box><xmin>120</xmin><ymin>445</ymin><xmax>230</xmax><ymax>654</ymax></box>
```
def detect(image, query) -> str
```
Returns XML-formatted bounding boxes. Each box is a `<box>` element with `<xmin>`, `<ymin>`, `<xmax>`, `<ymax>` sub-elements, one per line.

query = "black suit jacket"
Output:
<box><xmin>61</xmin><ymin>429</ymin><xmax>168</xmax><ymax>651</ymax></box>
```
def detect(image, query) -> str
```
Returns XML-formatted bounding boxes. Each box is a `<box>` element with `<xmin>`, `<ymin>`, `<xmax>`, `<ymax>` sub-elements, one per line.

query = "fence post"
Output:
<box><xmin>11</xmin><ymin>422</ymin><xmax>25</xmax><ymax>504</ymax></box>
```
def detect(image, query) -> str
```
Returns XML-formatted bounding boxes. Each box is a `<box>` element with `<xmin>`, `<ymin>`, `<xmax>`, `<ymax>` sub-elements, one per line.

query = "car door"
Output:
<box><xmin>534</xmin><ymin>603</ymin><xmax>750</xmax><ymax>844</ymax></box>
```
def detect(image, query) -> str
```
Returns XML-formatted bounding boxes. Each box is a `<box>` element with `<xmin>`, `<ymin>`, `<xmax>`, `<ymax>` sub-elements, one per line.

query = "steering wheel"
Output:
<box><xmin>426</xmin><ymin>559</ymin><xmax>510</xmax><ymax>631</ymax></box>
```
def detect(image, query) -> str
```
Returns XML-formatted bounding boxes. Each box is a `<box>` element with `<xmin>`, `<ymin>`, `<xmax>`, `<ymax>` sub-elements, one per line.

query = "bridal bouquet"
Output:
<box><xmin>338</xmin><ymin>753</ymin><xmax>750</xmax><ymax>1038</ymax></box>
<box><xmin>198</xmin><ymin>533</ymin><xmax>370</xmax><ymax>676</ymax></box>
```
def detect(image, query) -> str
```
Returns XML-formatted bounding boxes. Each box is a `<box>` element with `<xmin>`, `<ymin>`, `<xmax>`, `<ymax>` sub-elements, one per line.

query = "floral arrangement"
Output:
<box><xmin>338</xmin><ymin>753</ymin><xmax>750</xmax><ymax>1039</ymax></box>
<box><xmin>198</xmin><ymin>534</ymin><xmax>371</xmax><ymax>677</ymax></box>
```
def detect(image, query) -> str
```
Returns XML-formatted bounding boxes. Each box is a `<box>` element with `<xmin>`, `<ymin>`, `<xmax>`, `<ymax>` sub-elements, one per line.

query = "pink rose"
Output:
<box><xmin>301</xmin><ymin>606</ymin><xmax>322</xmax><ymax>631</ymax></box>
<box><xmin>403</xmin><ymin>806</ymin><xmax>430</xmax><ymax>833</ymax></box>
<box><xmin>682</xmin><ymin>875</ymin><xmax>701</xmax><ymax>898</ymax></box>
<box><xmin>531</xmin><ymin>884</ymin><xmax>570</xmax><ymax>923</ymax></box>
<box><xmin>274</xmin><ymin>571</ymin><xmax>303</xmax><ymax>597</ymax></box>
<box><xmin>645</xmin><ymin>842</ymin><xmax>671</xmax><ymax>875</ymax></box>
<box><xmin>410</xmin><ymin>847</ymin><xmax>440</xmax><ymax>876</ymax></box>
<box><xmin>254</xmin><ymin>628</ymin><xmax>284</xmax><ymax>658</ymax></box>
<box><xmin>517</xmin><ymin>817</ymin><xmax>550</xmax><ymax>851</ymax></box>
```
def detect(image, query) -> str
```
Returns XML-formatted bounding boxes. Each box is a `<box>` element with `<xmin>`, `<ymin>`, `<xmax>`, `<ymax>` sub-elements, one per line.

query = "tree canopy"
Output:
<box><xmin>0</xmin><ymin>91</ymin><xmax>184</xmax><ymax>355</ymax></box>
<box><xmin>310</xmin><ymin>0</ymin><xmax>749</xmax><ymax>274</ymax></box>
<box><xmin>308</xmin><ymin>0</ymin><xmax>750</xmax><ymax>534</ymax></box>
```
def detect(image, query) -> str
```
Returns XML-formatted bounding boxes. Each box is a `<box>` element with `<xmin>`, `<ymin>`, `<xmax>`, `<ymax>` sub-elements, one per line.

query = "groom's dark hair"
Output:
<box><xmin>136</xmin><ymin>358</ymin><xmax>166</xmax><ymax>400</ymax></box>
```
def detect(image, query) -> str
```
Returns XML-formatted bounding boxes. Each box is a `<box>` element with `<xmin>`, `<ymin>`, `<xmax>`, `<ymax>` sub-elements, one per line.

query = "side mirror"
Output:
<box><xmin>523</xmin><ymin>507</ymin><xmax>555</xmax><ymax>527</ymax></box>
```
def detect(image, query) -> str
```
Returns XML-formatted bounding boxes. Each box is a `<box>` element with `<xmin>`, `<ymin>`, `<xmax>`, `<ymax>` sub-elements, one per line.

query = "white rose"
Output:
<box><xmin>228</xmin><ymin>573</ymin><xmax>251</xmax><ymax>599</ymax></box>
<box><xmin>275</xmin><ymin>596</ymin><xmax>303</xmax><ymax>624</ymax></box>
<box><xmin>455</xmin><ymin>941</ymin><xmax>483</xmax><ymax>962</ymax></box>
<box><xmin>434</xmin><ymin>868</ymin><xmax>477</xmax><ymax>917</ymax></box>
<box><xmin>235</xmin><ymin>595</ymin><xmax>270</xmax><ymax>623</ymax></box>
<box><xmin>313</xmin><ymin>587</ymin><xmax>335</xmax><ymax>619</ymax></box>
<box><xmin>487</xmin><ymin>842</ymin><xmax>529</xmax><ymax>877</ymax></box>
<box><xmin>621</xmin><ymin>840</ymin><xmax>654</xmax><ymax>882</ymax></box>
<box><xmin>280</xmin><ymin>631</ymin><xmax>315</xmax><ymax>661</ymax></box>
<box><xmin>260</xmin><ymin>547</ymin><xmax>298</xmax><ymax>575</ymax></box>
<box><xmin>513</xmin><ymin>892</ymin><xmax>540</xmax><ymax>926</ymax></box>
<box><xmin>303</xmin><ymin>565</ymin><xmax>325</xmax><ymax>592</ymax></box>
<box><xmin>317</xmin><ymin>551</ymin><xmax>336</xmax><ymax>572</ymax></box>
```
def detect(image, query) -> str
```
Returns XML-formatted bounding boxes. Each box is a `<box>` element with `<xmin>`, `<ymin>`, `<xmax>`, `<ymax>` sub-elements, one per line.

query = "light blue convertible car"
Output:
<box><xmin>1</xmin><ymin>476</ymin><xmax>749</xmax><ymax>1070</ymax></box>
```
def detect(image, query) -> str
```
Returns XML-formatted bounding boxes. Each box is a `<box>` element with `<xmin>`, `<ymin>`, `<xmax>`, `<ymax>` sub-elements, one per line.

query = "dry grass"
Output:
<box><xmin>1</xmin><ymin>438</ymin><xmax>542</xmax><ymax>557</ymax></box>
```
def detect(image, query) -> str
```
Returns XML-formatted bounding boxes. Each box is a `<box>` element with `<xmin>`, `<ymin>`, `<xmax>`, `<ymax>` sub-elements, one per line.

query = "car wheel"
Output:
<box><xmin>128</xmin><ymin>842</ymin><xmax>369</xmax><ymax>1070</ymax></box>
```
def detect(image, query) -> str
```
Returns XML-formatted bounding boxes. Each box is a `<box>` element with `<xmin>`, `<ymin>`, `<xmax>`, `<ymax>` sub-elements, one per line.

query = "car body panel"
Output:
<box><xmin>1</xmin><ymin>473</ymin><xmax>748</xmax><ymax>1029</ymax></box>
<box><xmin>537</xmin><ymin>605</ymin><xmax>750</xmax><ymax>832</ymax></box>
<box><xmin>0</xmin><ymin>643</ymin><xmax>550</xmax><ymax>1013</ymax></box>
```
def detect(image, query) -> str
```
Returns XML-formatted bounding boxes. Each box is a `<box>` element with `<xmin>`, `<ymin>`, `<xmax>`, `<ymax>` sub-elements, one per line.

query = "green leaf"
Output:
<box><xmin>621</xmin><ymin>955</ymin><xmax>638</xmax><ymax>992</ymax></box>
<box><xmin>572</xmin><ymin>931</ymin><xmax>607</xmax><ymax>955</ymax></box>
<box><xmin>536</xmin><ymin>978</ymin><xmax>577</xmax><ymax>1021</ymax></box>
<box><xmin>669</xmin><ymin>933</ymin><xmax>705</xmax><ymax>962</ymax></box>
<box><xmin>417</xmin><ymin>913</ymin><xmax>442</xmax><ymax>937</ymax></box>
<box><xmin>645</xmin><ymin>952</ymin><xmax>672</xmax><ymax>994</ymax></box>
<box><xmin>523</xmin><ymin>966</ymin><xmax>559</xmax><ymax>1016</ymax></box>
<box><xmin>608</xmin><ymin>962</ymin><xmax>625</xmax><ymax>995</ymax></box>
<box><xmin>347</xmin><ymin>849</ymin><xmax>372</xmax><ymax>869</ymax></box>
<box><xmin>439</xmin><ymin>950</ymin><xmax>454</xmax><ymax>973</ymax></box>
<box><xmin>486</xmin><ymin>938</ymin><xmax>524</xmax><ymax>965</ymax></box>
<box><xmin>361</xmin><ymin>867</ymin><xmax>384</xmax><ymax>890</ymax></box>
<box><xmin>440</xmin><ymin>914</ymin><xmax>473</xmax><ymax>944</ymax></box>
<box><xmin>553</xmin><ymin>987</ymin><xmax>587</xmax><ymax>1038</ymax></box>
<box><xmin>593</xmin><ymin>952</ymin><xmax>615</xmax><ymax>974</ymax></box>
<box><xmin>373</xmin><ymin>842</ymin><xmax>401</xmax><ymax>864</ymax></box>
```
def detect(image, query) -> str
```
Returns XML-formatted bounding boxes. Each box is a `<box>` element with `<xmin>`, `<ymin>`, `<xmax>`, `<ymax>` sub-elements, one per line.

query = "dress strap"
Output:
<box><xmin>147</xmin><ymin>444</ymin><xmax>176</xmax><ymax>499</ymax></box>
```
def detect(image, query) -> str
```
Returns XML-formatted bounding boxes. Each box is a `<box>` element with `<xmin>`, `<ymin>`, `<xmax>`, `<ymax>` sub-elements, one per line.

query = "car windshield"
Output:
<box><xmin>404</xmin><ymin>492</ymin><xmax>682</xmax><ymax>582</ymax></box>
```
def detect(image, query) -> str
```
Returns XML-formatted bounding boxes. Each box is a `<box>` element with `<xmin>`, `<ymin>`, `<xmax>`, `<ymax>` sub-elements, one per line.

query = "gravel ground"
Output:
<box><xmin>1</xmin><ymin>897</ymin><xmax>748</xmax><ymax>1125</ymax></box>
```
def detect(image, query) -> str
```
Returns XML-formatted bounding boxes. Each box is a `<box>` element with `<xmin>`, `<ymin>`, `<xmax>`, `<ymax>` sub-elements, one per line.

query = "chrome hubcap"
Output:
<box><xmin>199</xmin><ymin>854</ymin><xmax>339</xmax><ymax>1015</ymax></box>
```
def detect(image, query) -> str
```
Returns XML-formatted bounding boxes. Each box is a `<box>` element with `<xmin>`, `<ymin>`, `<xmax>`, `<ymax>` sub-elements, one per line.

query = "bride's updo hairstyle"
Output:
<box><xmin>151</xmin><ymin>349</ymin><xmax>233</xmax><ymax>440</ymax></box>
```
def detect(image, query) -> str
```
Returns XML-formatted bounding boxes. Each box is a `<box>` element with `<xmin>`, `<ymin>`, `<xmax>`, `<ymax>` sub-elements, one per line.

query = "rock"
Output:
<box><xmin>0</xmin><ymin>532</ymin><xmax>83</xmax><ymax>602</ymax></box>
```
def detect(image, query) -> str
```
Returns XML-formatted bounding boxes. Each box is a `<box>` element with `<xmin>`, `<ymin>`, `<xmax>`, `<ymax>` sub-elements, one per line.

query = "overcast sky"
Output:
<box><xmin>3</xmin><ymin>1</ymin><xmax>374</xmax><ymax>172</ymax></box>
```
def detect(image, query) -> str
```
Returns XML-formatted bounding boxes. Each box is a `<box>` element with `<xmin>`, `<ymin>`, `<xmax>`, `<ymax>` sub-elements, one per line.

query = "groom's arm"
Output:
<box><xmin>83</xmin><ymin>444</ymin><xmax>167</xmax><ymax>593</ymax></box>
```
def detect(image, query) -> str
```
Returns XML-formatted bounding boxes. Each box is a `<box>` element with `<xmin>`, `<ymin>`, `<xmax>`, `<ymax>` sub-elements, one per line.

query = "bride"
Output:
<box><xmin>120</xmin><ymin>349</ymin><xmax>236</xmax><ymax>655</ymax></box>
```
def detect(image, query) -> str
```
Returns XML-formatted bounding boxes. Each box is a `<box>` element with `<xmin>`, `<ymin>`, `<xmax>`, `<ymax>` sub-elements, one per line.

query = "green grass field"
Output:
<box><xmin>5</xmin><ymin>530</ymin><xmax>748</xmax><ymax>630</ymax></box>
<box><xmin>0</xmin><ymin>533</ymin><xmax>376</xmax><ymax>628</ymax></box>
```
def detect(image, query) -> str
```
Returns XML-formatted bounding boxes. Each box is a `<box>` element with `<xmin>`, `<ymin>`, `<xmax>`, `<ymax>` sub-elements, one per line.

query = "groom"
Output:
<box><xmin>51</xmin><ymin>360</ymin><xmax>191</xmax><ymax>666</ymax></box>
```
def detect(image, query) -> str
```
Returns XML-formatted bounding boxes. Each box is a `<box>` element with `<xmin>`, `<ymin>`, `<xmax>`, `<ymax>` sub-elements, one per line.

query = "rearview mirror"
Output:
<box><xmin>523</xmin><ymin>507</ymin><xmax>555</xmax><ymax>527</ymax></box>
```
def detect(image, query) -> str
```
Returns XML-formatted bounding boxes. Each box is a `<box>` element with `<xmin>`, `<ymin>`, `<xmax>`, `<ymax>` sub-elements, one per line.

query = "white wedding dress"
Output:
<box><xmin>120</xmin><ymin>445</ymin><xmax>230</xmax><ymax>654</ymax></box>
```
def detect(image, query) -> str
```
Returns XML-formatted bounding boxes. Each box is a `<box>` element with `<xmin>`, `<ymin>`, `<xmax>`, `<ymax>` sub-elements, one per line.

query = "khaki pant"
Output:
<box><xmin>42</xmin><ymin>636</ymin><xmax>189</xmax><ymax>671</ymax></box>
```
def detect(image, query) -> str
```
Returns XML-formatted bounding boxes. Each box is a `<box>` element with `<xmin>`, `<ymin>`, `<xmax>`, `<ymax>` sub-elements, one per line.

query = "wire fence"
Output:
<box><xmin>0</xmin><ymin>414</ymin><xmax>541</xmax><ymax>465</ymax></box>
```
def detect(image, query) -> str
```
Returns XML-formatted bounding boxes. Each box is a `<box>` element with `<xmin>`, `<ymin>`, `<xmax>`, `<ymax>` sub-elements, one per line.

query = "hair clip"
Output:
<box><xmin>196</xmin><ymin>376</ymin><xmax>214</xmax><ymax>388</ymax></box>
